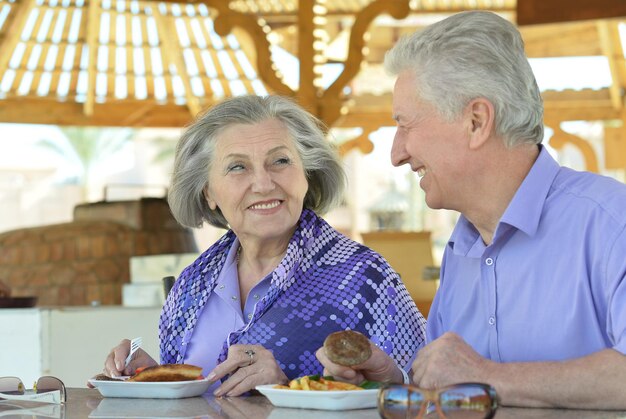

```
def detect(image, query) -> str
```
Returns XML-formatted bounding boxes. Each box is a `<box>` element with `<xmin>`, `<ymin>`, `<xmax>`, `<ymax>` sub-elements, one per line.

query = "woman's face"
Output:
<box><xmin>204</xmin><ymin>118</ymin><xmax>308</xmax><ymax>245</ymax></box>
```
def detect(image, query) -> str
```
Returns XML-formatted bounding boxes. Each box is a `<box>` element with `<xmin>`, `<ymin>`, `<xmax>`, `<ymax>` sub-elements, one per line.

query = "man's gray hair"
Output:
<box><xmin>168</xmin><ymin>95</ymin><xmax>346</xmax><ymax>229</ymax></box>
<box><xmin>384</xmin><ymin>11</ymin><xmax>544</xmax><ymax>147</ymax></box>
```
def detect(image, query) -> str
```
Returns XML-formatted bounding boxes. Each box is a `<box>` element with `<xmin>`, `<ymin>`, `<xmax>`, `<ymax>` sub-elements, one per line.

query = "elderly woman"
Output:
<box><xmin>102</xmin><ymin>95</ymin><xmax>426</xmax><ymax>396</ymax></box>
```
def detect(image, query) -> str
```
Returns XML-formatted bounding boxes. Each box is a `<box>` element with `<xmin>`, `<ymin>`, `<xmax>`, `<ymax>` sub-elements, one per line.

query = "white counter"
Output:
<box><xmin>0</xmin><ymin>306</ymin><xmax>161</xmax><ymax>387</ymax></box>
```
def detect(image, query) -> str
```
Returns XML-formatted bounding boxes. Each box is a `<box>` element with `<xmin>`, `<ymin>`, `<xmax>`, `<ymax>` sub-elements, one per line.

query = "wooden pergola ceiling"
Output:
<box><xmin>0</xmin><ymin>0</ymin><xmax>625</xmax><ymax>161</ymax></box>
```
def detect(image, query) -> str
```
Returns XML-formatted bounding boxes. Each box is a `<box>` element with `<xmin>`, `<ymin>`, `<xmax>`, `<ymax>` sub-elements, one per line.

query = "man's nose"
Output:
<box><xmin>251</xmin><ymin>169</ymin><xmax>275</xmax><ymax>193</ymax></box>
<box><xmin>390</xmin><ymin>131</ymin><xmax>408</xmax><ymax>167</ymax></box>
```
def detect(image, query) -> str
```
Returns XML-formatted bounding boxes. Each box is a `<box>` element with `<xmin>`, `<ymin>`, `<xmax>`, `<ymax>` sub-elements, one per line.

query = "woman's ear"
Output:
<box><xmin>203</xmin><ymin>186</ymin><xmax>217</xmax><ymax>210</ymax></box>
<box><xmin>467</xmin><ymin>97</ymin><xmax>495</xmax><ymax>150</ymax></box>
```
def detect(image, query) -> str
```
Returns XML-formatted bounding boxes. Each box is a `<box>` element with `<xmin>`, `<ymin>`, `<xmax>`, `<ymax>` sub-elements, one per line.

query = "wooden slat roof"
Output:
<box><xmin>228</xmin><ymin>0</ymin><xmax>516</xmax><ymax>15</ymax></box>
<box><xmin>0</xmin><ymin>0</ymin><xmax>271</xmax><ymax>126</ymax></box>
<box><xmin>0</xmin><ymin>0</ymin><xmax>624</xmax><ymax>134</ymax></box>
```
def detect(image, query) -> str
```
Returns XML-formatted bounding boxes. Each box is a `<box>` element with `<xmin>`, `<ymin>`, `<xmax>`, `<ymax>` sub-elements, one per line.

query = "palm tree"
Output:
<box><xmin>37</xmin><ymin>127</ymin><xmax>136</xmax><ymax>200</ymax></box>
<box><xmin>150</xmin><ymin>135</ymin><xmax>178</xmax><ymax>168</ymax></box>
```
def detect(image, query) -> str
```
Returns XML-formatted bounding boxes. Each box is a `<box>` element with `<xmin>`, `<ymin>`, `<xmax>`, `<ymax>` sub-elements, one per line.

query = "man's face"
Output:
<box><xmin>391</xmin><ymin>70</ymin><xmax>470</xmax><ymax>211</ymax></box>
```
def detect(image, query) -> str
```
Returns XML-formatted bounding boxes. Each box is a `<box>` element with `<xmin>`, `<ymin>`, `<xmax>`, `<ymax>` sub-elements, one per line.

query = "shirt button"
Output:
<box><xmin>231</xmin><ymin>296</ymin><xmax>238</xmax><ymax>301</ymax></box>
<box><xmin>488</xmin><ymin>316</ymin><xmax>496</xmax><ymax>325</ymax></box>
<box><xmin>218</xmin><ymin>285</ymin><xmax>225</xmax><ymax>290</ymax></box>
<box><xmin>247</xmin><ymin>313</ymin><xmax>253</xmax><ymax>320</ymax></box>
<box><xmin>253</xmin><ymin>294</ymin><xmax>260</xmax><ymax>300</ymax></box>
<box><xmin>485</xmin><ymin>258</ymin><xmax>494</xmax><ymax>266</ymax></box>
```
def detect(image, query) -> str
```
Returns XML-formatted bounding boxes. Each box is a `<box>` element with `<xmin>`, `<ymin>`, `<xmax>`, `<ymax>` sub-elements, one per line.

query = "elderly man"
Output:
<box><xmin>317</xmin><ymin>11</ymin><xmax>626</xmax><ymax>409</ymax></box>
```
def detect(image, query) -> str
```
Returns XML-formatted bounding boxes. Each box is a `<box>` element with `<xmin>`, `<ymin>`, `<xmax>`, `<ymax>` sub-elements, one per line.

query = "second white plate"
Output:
<box><xmin>255</xmin><ymin>385</ymin><xmax>378</xmax><ymax>411</ymax></box>
<box><xmin>88</xmin><ymin>378</ymin><xmax>211</xmax><ymax>399</ymax></box>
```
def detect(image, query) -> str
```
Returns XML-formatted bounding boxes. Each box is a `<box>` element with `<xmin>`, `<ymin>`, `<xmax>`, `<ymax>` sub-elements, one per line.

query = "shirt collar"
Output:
<box><xmin>500</xmin><ymin>145</ymin><xmax>560</xmax><ymax>236</ymax></box>
<box><xmin>448</xmin><ymin>145</ymin><xmax>560</xmax><ymax>256</ymax></box>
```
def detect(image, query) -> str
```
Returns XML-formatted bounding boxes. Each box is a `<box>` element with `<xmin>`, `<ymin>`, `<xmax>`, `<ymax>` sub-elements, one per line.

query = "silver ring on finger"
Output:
<box><xmin>244</xmin><ymin>349</ymin><xmax>256</xmax><ymax>366</ymax></box>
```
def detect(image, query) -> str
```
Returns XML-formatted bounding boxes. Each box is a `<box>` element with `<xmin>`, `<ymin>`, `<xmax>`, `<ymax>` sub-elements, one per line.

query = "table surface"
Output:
<box><xmin>1</xmin><ymin>388</ymin><xmax>625</xmax><ymax>419</ymax></box>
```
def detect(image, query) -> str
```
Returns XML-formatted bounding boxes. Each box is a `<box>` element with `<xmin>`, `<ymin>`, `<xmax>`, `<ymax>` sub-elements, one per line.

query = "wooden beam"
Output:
<box><xmin>0</xmin><ymin>98</ymin><xmax>196</xmax><ymax>126</ymax></box>
<box><xmin>84</xmin><ymin>0</ymin><xmax>100</xmax><ymax>116</ymax></box>
<box><xmin>338</xmin><ymin>130</ymin><xmax>374</xmax><ymax>156</ymax></box>
<box><xmin>320</xmin><ymin>0</ymin><xmax>410</xmax><ymax>126</ymax></box>
<box><xmin>597</xmin><ymin>20</ymin><xmax>623</xmax><ymax>110</ymax></box>
<box><xmin>547</xmin><ymin>125</ymin><xmax>599</xmax><ymax>172</ymax></box>
<box><xmin>604</xmin><ymin>124</ymin><xmax>626</xmax><ymax>169</ymax></box>
<box><xmin>205</xmin><ymin>0</ymin><xmax>294</xmax><ymax>97</ymax></box>
<box><xmin>297</xmin><ymin>0</ymin><xmax>316</xmax><ymax>113</ymax></box>
<box><xmin>545</xmin><ymin>101</ymin><xmax>621</xmax><ymax>120</ymax></box>
<box><xmin>153</xmin><ymin>11</ymin><xmax>202</xmax><ymax>118</ymax></box>
<box><xmin>517</xmin><ymin>0</ymin><xmax>626</xmax><ymax>25</ymax></box>
<box><xmin>520</xmin><ymin>21</ymin><xmax>602</xmax><ymax>57</ymax></box>
<box><xmin>0</xmin><ymin>0</ymin><xmax>36</xmax><ymax>78</ymax></box>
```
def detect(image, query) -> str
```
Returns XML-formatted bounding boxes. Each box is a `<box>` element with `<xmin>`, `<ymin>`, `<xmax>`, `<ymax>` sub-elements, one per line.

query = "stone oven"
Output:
<box><xmin>0</xmin><ymin>198</ymin><xmax>197</xmax><ymax>306</ymax></box>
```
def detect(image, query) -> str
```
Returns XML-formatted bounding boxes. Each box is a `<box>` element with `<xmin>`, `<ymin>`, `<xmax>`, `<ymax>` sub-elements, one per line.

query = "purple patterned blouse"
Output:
<box><xmin>159</xmin><ymin>209</ymin><xmax>426</xmax><ymax>377</ymax></box>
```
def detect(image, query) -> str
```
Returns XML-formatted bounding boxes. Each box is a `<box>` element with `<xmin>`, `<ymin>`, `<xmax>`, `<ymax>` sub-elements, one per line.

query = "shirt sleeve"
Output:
<box><xmin>606</xmin><ymin>224</ymin><xmax>626</xmax><ymax>355</ymax></box>
<box><xmin>425</xmin><ymin>246</ymin><xmax>449</xmax><ymax>344</ymax></box>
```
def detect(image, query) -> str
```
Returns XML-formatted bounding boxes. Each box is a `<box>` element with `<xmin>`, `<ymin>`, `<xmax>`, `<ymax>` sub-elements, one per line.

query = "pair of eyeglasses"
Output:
<box><xmin>378</xmin><ymin>382</ymin><xmax>498</xmax><ymax>419</ymax></box>
<box><xmin>0</xmin><ymin>376</ymin><xmax>66</xmax><ymax>404</ymax></box>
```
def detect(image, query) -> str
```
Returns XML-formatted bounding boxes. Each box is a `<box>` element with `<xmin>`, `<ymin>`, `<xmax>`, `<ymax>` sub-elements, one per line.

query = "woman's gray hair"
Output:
<box><xmin>384</xmin><ymin>11</ymin><xmax>544</xmax><ymax>148</ymax></box>
<box><xmin>168</xmin><ymin>95</ymin><xmax>346</xmax><ymax>229</ymax></box>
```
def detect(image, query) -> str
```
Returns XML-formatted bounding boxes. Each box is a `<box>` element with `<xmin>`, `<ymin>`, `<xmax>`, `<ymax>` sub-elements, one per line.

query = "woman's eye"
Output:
<box><xmin>227</xmin><ymin>163</ymin><xmax>245</xmax><ymax>172</ymax></box>
<box><xmin>274</xmin><ymin>157</ymin><xmax>291</xmax><ymax>165</ymax></box>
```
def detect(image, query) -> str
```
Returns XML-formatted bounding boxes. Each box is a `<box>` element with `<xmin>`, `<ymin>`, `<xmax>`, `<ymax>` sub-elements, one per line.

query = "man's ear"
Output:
<box><xmin>467</xmin><ymin>97</ymin><xmax>495</xmax><ymax>150</ymax></box>
<box><xmin>203</xmin><ymin>186</ymin><xmax>217</xmax><ymax>210</ymax></box>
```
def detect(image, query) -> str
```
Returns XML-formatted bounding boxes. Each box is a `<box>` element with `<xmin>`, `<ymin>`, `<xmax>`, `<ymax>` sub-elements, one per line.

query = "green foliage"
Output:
<box><xmin>150</xmin><ymin>135</ymin><xmax>178</xmax><ymax>165</ymax></box>
<box><xmin>37</xmin><ymin>127</ymin><xmax>136</xmax><ymax>184</ymax></box>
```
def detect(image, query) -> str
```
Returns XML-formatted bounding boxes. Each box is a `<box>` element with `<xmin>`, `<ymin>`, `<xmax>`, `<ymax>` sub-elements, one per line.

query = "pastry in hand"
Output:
<box><xmin>323</xmin><ymin>330</ymin><xmax>372</xmax><ymax>366</ymax></box>
<box><xmin>128</xmin><ymin>364</ymin><xmax>203</xmax><ymax>382</ymax></box>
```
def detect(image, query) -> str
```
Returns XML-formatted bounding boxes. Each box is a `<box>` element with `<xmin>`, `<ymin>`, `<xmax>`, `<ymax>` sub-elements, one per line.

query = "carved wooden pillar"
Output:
<box><xmin>205</xmin><ymin>0</ymin><xmax>410</xmax><ymax>129</ymax></box>
<box><xmin>546</xmin><ymin>121</ymin><xmax>599</xmax><ymax>172</ymax></box>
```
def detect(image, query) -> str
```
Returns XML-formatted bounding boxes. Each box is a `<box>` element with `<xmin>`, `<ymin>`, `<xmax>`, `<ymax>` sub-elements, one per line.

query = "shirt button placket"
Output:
<box><xmin>486</xmin><ymin>258</ymin><xmax>496</xmax><ymax>328</ymax></box>
<box><xmin>483</xmin><ymin>253</ymin><xmax>500</xmax><ymax>360</ymax></box>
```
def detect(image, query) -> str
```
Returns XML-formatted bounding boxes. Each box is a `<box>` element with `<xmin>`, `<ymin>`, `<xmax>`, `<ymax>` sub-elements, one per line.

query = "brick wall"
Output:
<box><xmin>0</xmin><ymin>198</ymin><xmax>197</xmax><ymax>306</ymax></box>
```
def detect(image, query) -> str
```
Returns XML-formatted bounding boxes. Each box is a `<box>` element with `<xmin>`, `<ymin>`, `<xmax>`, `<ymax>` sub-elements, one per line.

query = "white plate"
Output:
<box><xmin>255</xmin><ymin>385</ymin><xmax>378</xmax><ymax>411</ymax></box>
<box><xmin>88</xmin><ymin>378</ymin><xmax>211</xmax><ymax>399</ymax></box>
<box><xmin>88</xmin><ymin>396</ymin><xmax>213</xmax><ymax>418</ymax></box>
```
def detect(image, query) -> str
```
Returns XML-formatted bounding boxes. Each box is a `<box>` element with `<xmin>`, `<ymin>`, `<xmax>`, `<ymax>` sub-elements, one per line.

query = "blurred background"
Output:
<box><xmin>0</xmin><ymin>0</ymin><xmax>625</xmax><ymax>386</ymax></box>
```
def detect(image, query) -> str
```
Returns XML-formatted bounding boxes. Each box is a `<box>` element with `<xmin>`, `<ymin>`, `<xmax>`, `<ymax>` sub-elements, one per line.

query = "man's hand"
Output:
<box><xmin>412</xmin><ymin>332</ymin><xmax>494</xmax><ymax>389</ymax></box>
<box><xmin>316</xmin><ymin>340</ymin><xmax>405</xmax><ymax>384</ymax></box>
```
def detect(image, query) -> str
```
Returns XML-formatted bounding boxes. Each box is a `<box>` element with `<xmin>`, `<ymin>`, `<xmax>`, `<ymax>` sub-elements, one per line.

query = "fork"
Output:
<box><xmin>124</xmin><ymin>336</ymin><xmax>143</xmax><ymax>368</ymax></box>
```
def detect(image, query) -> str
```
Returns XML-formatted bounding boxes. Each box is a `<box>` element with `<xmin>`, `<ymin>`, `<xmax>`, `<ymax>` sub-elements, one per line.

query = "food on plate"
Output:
<box><xmin>128</xmin><ymin>364</ymin><xmax>204</xmax><ymax>382</ymax></box>
<box><xmin>323</xmin><ymin>330</ymin><xmax>372</xmax><ymax>366</ymax></box>
<box><xmin>274</xmin><ymin>375</ymin><xmax>364</xmax><ymax>391</ymax></box>
<box><xmin>92</xmin><ymin>373</ymin><xmax>123</xmax><ymax>382</ymax></box>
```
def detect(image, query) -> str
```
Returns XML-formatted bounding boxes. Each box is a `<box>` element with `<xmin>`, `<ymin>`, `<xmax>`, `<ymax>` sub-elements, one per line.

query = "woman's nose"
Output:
<box><xmin>390</xmin><ymin>131</ymin><xmax>409</xmax><ymax>167</ymax></box>
<box><xmin>251</xmin><ymin>169</ymin><xmax>275</xmax><ymax>193</ymax></box>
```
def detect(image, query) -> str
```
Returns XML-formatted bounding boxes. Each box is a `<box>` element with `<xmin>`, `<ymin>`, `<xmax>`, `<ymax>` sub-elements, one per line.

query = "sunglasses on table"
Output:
<box><xmin>0</xmin><ymin>376</ymin><xmax>66</xmax><ymax>404</ymax></box>
<box><xmin>378</xmin><ymin>382</ymin><xmax>499</xmax><ymax>419</ymax></box>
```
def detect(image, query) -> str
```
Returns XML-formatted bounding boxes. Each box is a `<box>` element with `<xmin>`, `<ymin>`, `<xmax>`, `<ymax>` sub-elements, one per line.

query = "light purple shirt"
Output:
<box><xmin>183</xmin><ymin>239</ymin><xmax>270</xmax><ymax>391</ymax></box>
<box><xmin>427</xmin><ymin>146</ymin><xmax>626</xmax><ymax>361</ymax></box>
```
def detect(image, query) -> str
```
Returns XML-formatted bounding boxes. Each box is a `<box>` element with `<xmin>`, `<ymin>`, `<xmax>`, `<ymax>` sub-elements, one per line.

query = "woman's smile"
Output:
<box><xmin>248</xmin><ymin>199</ymin><xmax>283</xmax><ymax>211</ymax></box>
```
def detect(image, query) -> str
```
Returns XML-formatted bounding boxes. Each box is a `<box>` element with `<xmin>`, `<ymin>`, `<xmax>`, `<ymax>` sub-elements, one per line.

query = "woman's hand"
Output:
<box><xmin>208</xmin><ymin>344</ymin><xmax>288</xmax><ymax>397</ymax></box>
<box><xmin>315</xmin><ymin>340</ymin><xmax>405</xmax><ymax>385</ymax></box>
<box><xmin>103</xmin><ymin>338</ymin><xmax>158</xmax><ymax>377</ymax></box>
